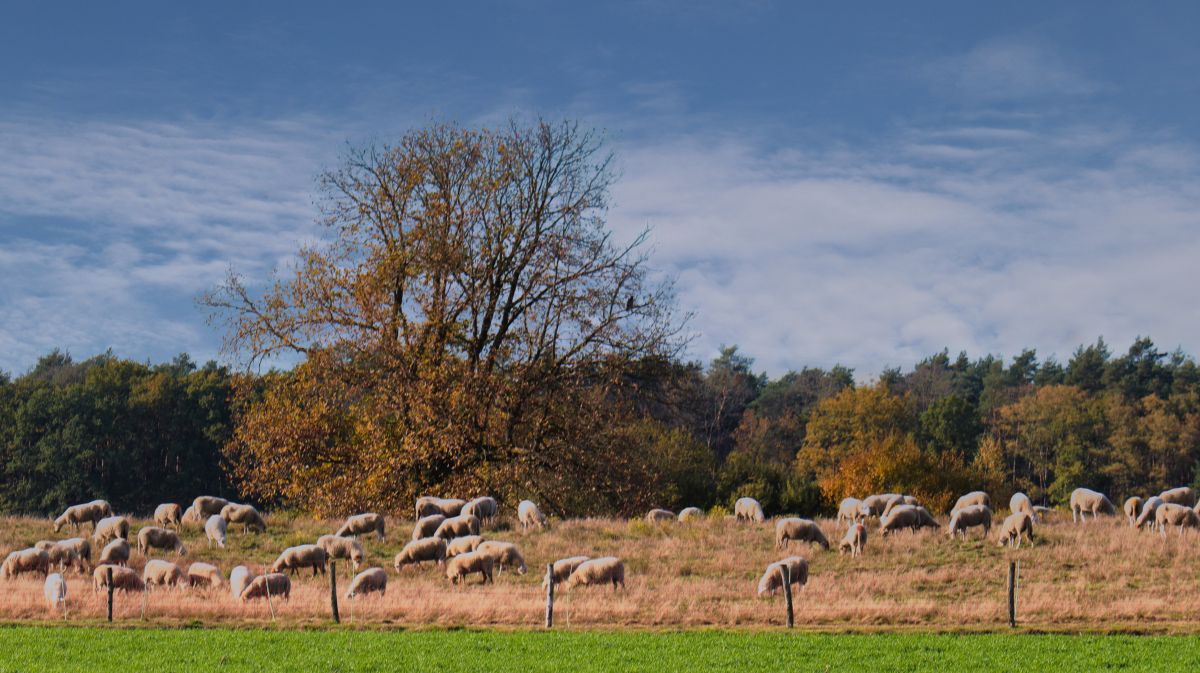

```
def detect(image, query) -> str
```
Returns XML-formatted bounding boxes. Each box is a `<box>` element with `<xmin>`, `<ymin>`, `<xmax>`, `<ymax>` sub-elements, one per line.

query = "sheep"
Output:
<box><xmin>445</xmin><ymin>550</ymin><xmax>495</xmax><ymax>585</ymax></box>
<box><xmin>1070</xmin><ymin>488</ymin><xmax>1116</xmax><ymax>523</ymax></box>
<box><xmin>882</xmin><ymin>495</ymin><xmax>920</xmax><ymax>519</ymax></box>
<box><xmin>947</xmin><ymin>505</ymin><xmax>992</xmax><ymax>539</ymax></box>
<box><xmin>446</xmin><ymin>535</ymin><xmax>485</xmax><ymax>558</ymax></box>
<box><xmin>98</xmin><ymin>539</ymin><xmax>131</xmax><ymax>566</ymax></box>
<box><xmin>44</xmin><ymin>572</ymin><xmax>67</xmax><ymax>611</ymax></box>
<box><xmin>434</xmin><ymin>514</ymin><xmax>481</xmax><ymax>540</ymax></box>
<box><xmin>1009</xmin><ymin>492</ymin><xmax>1036</xmax><ymax>520</ymax></box>
<box><xmin>412</xmin><ymin>515</ymin><xmax>446</xmax><ymax>541</ymax></box>
<box><xmin>476</xmin><ymin>540</ymin><xmax>527</xmax><ymax>574</ymax></box>
<box><xmin>336</xmin><ymin>513</ymin><xmax>385</xmax><ymax>541</ymax></box>
<box><xmin>518</xmin><ymin>500</ymin><xmax>548</xmax><ymax>530</ymax></box>
<box><xmin>1159</xmin><ymin>486</ymin><xmax>1196</xmax><ymax>508</ymax></box>
<box><xmin>219</xmin><ymin>503</ymin><xmax>267</xmax><ymax>534</ymax></box>
<box><xmin>317</xmin><ymin>534</ymin><xmax>366</xmax><ymax>570</ymax></box>
<box><xmin>56</xmin><ymin>538</ymin><xmax>92</xmax><ymax>566</ymax></box>
<box><xmin>1123</xmin><ymin>497</ymin><xmax>1144</xmax><ymax>526</ymax></box>
<box><xmin>462</xmin><ymin>497</ymin><xmax>498</xmax><ymax>525</ymax></box>
<box><xmin>2</xmin><ymin>548</ymin><xmax>50</xmax><ymax>579</ymax></box>
<box><xmin>564</xmin><ymin>556</ymin><xmax>625</xmax><ymax>591</ymax></box>
<box><xmin>646</xmin><ymin>508</ymin><xmax>675</xmax><ymax>524</ymax></box>
<box><xmin>775</xmin><ymin>517</ymin><xmax>830</xmax><ymax>550</ymax></box>
<box><xmin>192</xmin><ymin>496</ymin><xmax>230</xmax><ymax>517</ymax></box>
<box><xmin>230</xmin><ymin>566</ymin><xmax>255</xmax><ymax>599</ymax></box>
<box><xmin>205</xmin><ymin>515</ymin><xmax>227</xmax><ymax>548</ymax></box>
<box><xmin>839</xmin><ymin>523</ymin><xmax>867</xmax><ymax>557</ymax></box>
<box><xmin>858</xmin><ymin>494</ymin><xmax>902</xmax><ymax>519</ymax></box>
<box><xmin>187</xmin><ymin>562</ymin><xmax>223</xmax><ymax>588</ymax></box>
<box><xmin>1155</xmin><ymin>503</ymin><xmax>1200</xmax><ymax>537</ymax></box>
<box><xmin>997</xmin><ymin>511</ymin><xmax>1035</xmax><ymax>548</ymax></box>
<box><xmin>53</xmin><ymin>499</ymin><xmax>113</xmax><ymax>533</ymax></box>
<box><xmin>39</xmin><ymin>540</ymin><xmax>88</xmax><ymax>573</ymax></box>
<box><xmin>837</xmin><ymin>498</ymin><xmax>863</xmax><ymax>527</ymax></box>
<box><xmin>137</xmin><ymin>526</ymin><xmax>187</xmax><ymax>556</ymax></box>
<box><xmin>154</xmin><ymin>503</ymin><xmax>182</xmax><ymax>528</ymax></box>
<box><xmin>756</xmin><ymin>556</ymin><xmax>808</xmax><ymax>596</ymax></box>
<box><xmin>394</xmin><ymin>537</ymin><xmax>447</xmax><ymax>569</ymax></box>
<box><xmin>415</xmin><ymin>496</ymin><xmax>466</xmax><ymax>520</ymax></box>
<box><xmin>734</xmin><ymin>497</ymin><xmax>766</xmax><ymax>523</ymax></box>
<box><xmin>677</xmin><ymin>507</ymin><xmax>704</xmax><ymax>522</ymax></box>
<box><xmin>271</xmin><ymin>545</ymin><xmax>328</xmax><ymax>577</ymax></box>
<box><xmin>143</xmin><ymin>559</ymin><xmax>185</xmax><ymax>589</ymax></box>
<box><xmin>346</xmin><ymin>567</ymin><xmax>387</xmax><ymax>598</ymax></box>
<box><xmin>1136</xmin><ymin>496</ymin><xmax>1165</xmax><ymax>530</ymax></box>
<box><xmin>240</xmin><ymin>573</ymin><xmax>290</xmax><ymax>602</ymax></box>
<box><xmin>543</xmin><ymin>556</ymin><xmax>590</xmax><ymax>588</ymax></box>
<box><xmin>181</xmin><ymin>505</ymin><xmax>203</xmax><ymax>526</ymax></box>
<box><xmin>93</xmin><ymin>564</ymin><xmax>144</xmax><ymax>593</ymax></box>
<box><xmin>92</xmin><ymin>516</ymin><xmax>129</xmax><ymax>544</ymax></box>
<box><xmin>879</xmin><ymin>505</ymin><xmax>939</xmax><ymax>536</ymax></box>
<box><xmin>952</xmin><ymin>491</ymin><xmax>991</xmax><ymax>514</ymax></box>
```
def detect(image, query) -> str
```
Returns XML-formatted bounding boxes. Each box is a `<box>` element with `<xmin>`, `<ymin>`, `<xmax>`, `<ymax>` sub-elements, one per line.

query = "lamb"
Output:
<box><xmin>645</xmin><ymin>508</ymin><xmax>675</xmax><ymax>524</ymax></box>
<box><xmin>97</xmin><ymin>539</ymin><xmax>131</xmax><ymax>566</ymax></box>
<box><xmin>219</xmin><ymin>503</ymin><xmax>267</xmax><ymax>533</ymax></box>
<box><xmin>1070</xmin><ymin>488</ymin><xmax>1116</xmax><ymax>523</ymax></box>
<box><xmin>92</xmin><ymin>516</ymin><xmax>130</xmax><ymax>544</ymax></box>
<box><xmin>1155</xmin><ymin>503</ymin><xmax>1200</xmax><ymax>536</ymax></box>
<box><xmin>271</xmin><ymin>544</ymin><xmax>328</xmax><ymax>576</ymax></box>
<box><xmin>93</xmin><ymin>564</ymin><xmax>144</xmax><ymax>593</ymax></box>
<box><xmin>230</xmin><ymin>566</ymin><xmax>255</xmax><ymax>599</ymax></box>
<box><xmin>837</xmin><ymin>498</ymin><xmax>863</xmax><ymax>527</ymax></box>
<box><xmin>756</xmin><ymin>556</ymin><xmax>808</xmax><ymax>596</ymax></box>
<box><xmin>137</xmin><ymin>526</ymin><xmax>187</xmax><ymax>556</ymax></box>
<box><xmin>205</xmin><ymin>515</ymin><xmax>227</xmax><ymax>548</ymax></box>
<box><xmin>775</xmin><ymin>517</ymin><xmax>830</xmax><ymax>550</ymax></box>
<box><xmin>1159</xmin><ymin>487</ymin><xmax>1196</xmax><ymax>508</ymax></box>
<box><xmin>677</xmin><ymin>507</ymin><xmax>704</xmax><ymax>522</ymax></box>
<box><xmin>1136</xmin><ymin>496</ymin><xmax>1164</xmax><ymax>530</ymax></box>
<box><xmin>476</xmin><ymin>540</ymin><xmax>527</xmax><ymax>574</ymax></box>
<box><xmin>317</xmin><ymin>534</ymin><xmax>365</xmax><ymax>569</ymax></box>
<box><xmin>734</xmin><ymin>497</ymin><xmax>766</xmax><ymax>523</ymax></box>
<box><xmin>564</xmin><ymin>556</ymin><xmax>625</xmax><ymax>590</ymax></box>
<box><xmin>543</xmin><ymin>556</ymin><xmax>589</xmax><ymax>588</ymax></box>
<box><xmin>394</xmin><ymin>537</ymin><xmax>447</xmax><ymax>569</ymax></box>
<box><xmin>445</xmin><ymin>550</ymin><xmax>495</xmax><ymax>585</ymax></box>
<box><xmin>412</xmin><ymin>515</ymin><xmax>447</xmax><ymax>541</ymax></box>
<box><xmin>858</xmin><ymin>494</ymin><xmax>901</xmax><ymax>519</ymax></box>
<box><xmin>187</xmin><ymin>562</ymin><xmax>223</xmax><ymax>588</ymax></box>
<box><xmin>154</xmin><ymin>503</ymin><xmax>182</xmax><ymax>528</ymax></box>
<box><xmin>462</xmin><ymin>497</ymin><xmax>498</xmax><ymax>524</ymax></box>
<box><xmin>44</xmin><ymin>573</ymin><xmax>67</xmax><ymax>611</ymax></box>
<box><xmin>948</xmin><ymin>505</ymin><xmax>992</xmax><ymax>539</ymax></box>
<box><xmin>1123</xmin><ymin>497</ymin><xmax>1144</xmax><ymax>526</ymax></box>
<box><xmin>445</xmin><ymin>535</ymin><xmax>485</xmax><ymax>558</ymax></box>
<box><xmin>415</xmin><ymin>496</ymin><xmax>466</xmax><ymax>519</ymax></box>
<box><xmin>2</xmin><ymin>548</ymin><xmax>50</xmax><ymax>579</ymax></box>
<box><xmin>879</xmin><ymin>505</ymin><xmax>939</xmax><ymax>536</ymax></box>
<box><xmin>54</xmin><ymin>500</ymin><xmax>113</xmax><ymax>533</ymax></box>
<box><xmin>142</xmin><ymin>559</ymin><xmax>185</xmax><ymax>588</ymax></box>
<box><xmin>1009</xmin><ymin>492</ymin><xmax>1036</xmax><ymax>519</ymax></box>
<box><xmin>839</xmin><ymin>523</ymin><xmax>867</xmax><ymax>557</ymax></box>
<box><xmin>882</xmin><ymin>495</ymin><xmax>920</xmax><ymax>519</ymax></box>
<box><xmin>240</xmin><ymin>573</ymin><xmax>290</xmax><ymax>602</ymax></box>
<box><xmin>997</xmin><ymin>511</ymin><xmax>1035</xmax><ymax>548</ymax></box>
<box><xmin>952</xmin><ymin>491</ymin><xmax>991</xmax><ymax>514</ymax></box>
<box><xmin>192</xmin><ymin>496</ymin><xmax>230</xmax><ymax>517</ymax></box>
<box><xmin>335</xmin><ymin>513</ymin><xmax>385</xmax><ymax>540</ymax></box>
<box><xmin>434</xmin><ymin>514</ymin><xmax>481</xmax><ymax>540</ymax></box>
<box><xmin>346</xmin><ymin>567</ymin><xmax>387</xmax><ymax>598</ymax></box>
<box><xmin>518</xmin><ymin>500</ymin><xmax>548</xmax><ymax>530</ymax></box>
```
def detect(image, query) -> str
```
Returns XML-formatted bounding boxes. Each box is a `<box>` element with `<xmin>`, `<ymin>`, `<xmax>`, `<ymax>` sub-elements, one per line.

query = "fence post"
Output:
<box><xmin>1007</xmin><ymin>561</ymin><xmax>1018</xmax><ymax>627</ymax></box>
<box><xmin>106</xmin><ymin>567</ymin><xmax>114</xmax><ymax>622</ymax></box>
<box><xmin>265</xmin><ymin>577</ymin><xmax>276</xmax><ymax>622</ymax></box>
<box><xmin>780</xmin><ymin>564</ymin><xmax>794</xmax><ymax>628</ymax></box>
<box><xmin>330</xmin><ymin>561</ymin><xmax>340</xmax><ymax>624</ymax></box>
<box><xmin>544</xmin><ymin>564</ymin><xmax>555</xmax><ymax>628</ymax></box>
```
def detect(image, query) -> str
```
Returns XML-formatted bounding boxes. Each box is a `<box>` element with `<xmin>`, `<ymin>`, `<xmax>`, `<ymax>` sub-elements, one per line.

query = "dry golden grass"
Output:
<box><xmin>3</xmin><ymin>509</ymin><xmax>1199</xmax><ymax>631</ymax></box>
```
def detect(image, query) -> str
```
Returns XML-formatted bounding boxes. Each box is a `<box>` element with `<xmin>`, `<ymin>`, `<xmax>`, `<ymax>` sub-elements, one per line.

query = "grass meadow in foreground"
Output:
<box><xmin>2</xmin><ymin>626</ymin><xmax>1199</xmax><ymax>672</ymax></box>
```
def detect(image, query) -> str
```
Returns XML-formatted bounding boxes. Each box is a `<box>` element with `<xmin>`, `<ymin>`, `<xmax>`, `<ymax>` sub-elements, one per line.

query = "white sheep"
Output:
<box><xmin>187</xmin><ymin>562</ymin><xmax>223</xmax><ymax>588</ymax></box>
<box><xmin>645</xmin><ymin>508</ymin><xmax>675</xmax><ymax>524</ymax></box>
<box><xmin>154</xmin><ymin>503</ymin><xmax>182</xmax><ymax>528</ymax></box>
<box><xmin>882</xmin><ymin>495</ymin><xmax>920</xmax><ymax>519</ymax></box>
<box><xmin>40</xmin><ymin>539</ymin><xmax>88</xmax><ymax>573</ymax></box>
<box><xmin>317</xmin><ymin>534</ymin><xmax>366</xmax><ymax>569</ymax></box>
<box><xmin>1155</xmin><ymin>503</ymin><xmax>1200</xmax><ymax>537</ymax></box>
<box><xmin>543</xmin><ymin>556</ymin><xmax>590</xmax><ymax>588</ymax></box>
<box><xmin>839</xmin><ymin>523</ymin><xmax>867</xmax><ymax>557</ymax></box>
<box><xmin>1070</xmin><ymin>488</ymin><xmax>1116</xmax><ymax>523</ymax></box>
<box><xmin>394</xmin><ymin>537</ymin><xmax>448</xmax><ymax>569</ymax></box>
<box><xmin>775</xmin><ymin>517</ymin><xmax>830</xmax><ymax>550</ymax></box>
<box><xmin>412</xmin><ymin>515</ymin><xmax>447</xmax><ymax>541</ymax></box>
<box><xmin>230</xmin><ymin>565</ymin><xmax>255</xmax><ymax>600</ymax></box>
<box><xmin>92</xmin><ymin>516</ymin><xmax>130</xmax><ymax>544</ymax></box>
<box><xmin>346</xmin><ymin>567</ymin><xmax>387</xmax><ymax>598</ymax></box>
<box><xmin>240</xmin><ymin>573</ymin><xmax>290</xmax><ymax>602</ymax></box>
<box><xmin>143</xmin><ymin>559</ymin><xmax>185</xmax><ymax>588</ymax></box>
<box><xmin>181</xmin><ymin>505</ymin><xmax>203</xmax><ymax>526</ymax></box>
<box><xmin>92</xmin><ymin>564</ymin><xmax>144</xmax><ymax>593</ymax></box>
<box><xmin>1136</xmin><ymin>496</ymin><xmax>1164</xmax><ymax>530</ymax></box>
<box><xmin>137</xmin><ymin>526</ymin><xmax>187</xmax><ymax>556</ymax></box>
<box><xmin>2</xmin><ymin>548</ymin><xmax>50</xmax><ymax>579</ymax></box>
<box><xmin>445</xmin><ymin>535</ymin><xmax>485</xmax><ymax>558</ymax></box>
<box><xmin>858</xmin><ymin>493</ymin><xmax>901</xmax><ymax>519</ymax></box>
<box><xmin>756</xmin><ymin>556</ymin><xmax>808</xmax><ymax>596</ymax></box>
<box><xmin>434</xmin><ymin>514</ymin><xmax>481</xmax><ymax>540</ymax></box>
<box><xmin>837</xmin><ymin>498</ymin><xmax>863</xmax><ymax>527</ymax></box>
<box><xmin>677</xmin><ymin>507</ymin><xmax>704</xmax><ymax>522</ymax></box>
<box><xmin>53</xmin><ymin>500</ymin><xmax>113</xmax><ymax>533</ymax></box>
<box><xmin>462</xmin><ymin>497</ymin><xmax>498</xmax><ymax>524</ymax></box>
<box><xmin>879</xmin><ymin>505</ymin><xmax>939</xmax><ymax>536</ymax></box>
<box><xmin>445</xmin><ymin>550</ymin><xmax>494</xmax><ymax>585</ymax></box>
<box><xmin>947</xmin><ymin>505</ymin><xmax>992</xmax><ymax>539</ymax></box>
<box><xmin>564</xmin><ymin>556</ymin><xmax>625</xmax><ymax>590</ymax></box>
<box><xmin>1159</xmin><ymin>486</ymin><xmax>1196</xmax><ymax>508</ymax></box>
<box><xmin>734</xmin><ymin>497</ymin><xmax>765</xmax><ymax>523</ymax></box>
<box><xmin>997</xmin><ymin>511</ymin><xmax>1035</xmax><ymax>548</ymax></box>
<box><xmin>219</xmin><ymin>503</ymin><xmax>267</xmax><ymax>534</ymax></box>
<box><xmin>271</xmin><ymin>545</ymin><xmax>328</xmax><ymax>576</ymax></box>
<box><xmin>476</xmin><ymin>540</ymin><xmax>527</xmax><ymax>574</ymax></box>
<box><xmin>205</xmin><ymin>515</ymin><xmax>227</xmax><ymax>548</ymax></box>
<box><xmin>952</xmin><ymin>491</ymin><xmax>991</xmax><ymax>514</ymax></box>
<box><xmin>415</xmin><ymin>496</ymin><xmax>466</xmax><ymax>519</ymax></box>
<box><xmin>44</xmin><ymin>572</ymin><xmax>67</xmax><ymax>611</ymax></box>
<box><xmin>1123</xmin><ymin>497</ymin><xmax>1144</xmax><ymax>526</ymax></box>
<box><xmin>336</xmin><ymin>513</ymin><xmax>385</xmax><ymax>540</ymax></box>
<box><xmin>1009</xmin><ymin>492</ymin><xmax>1036</xmax><ymax>520</ymax></box>
<box><xmin>98</xmin><ymin>539</ymin><xmax>131</xmax><ymax>566</ymax></box>
<box><xmin>192</xmin><ymin>496</ymin><xmax>230</xmax><ymax>517</ymax></box>
<box><xmin>518</xmin><ymin>500</ymin><xmax>548</xmax><ymax>530</ymax></box>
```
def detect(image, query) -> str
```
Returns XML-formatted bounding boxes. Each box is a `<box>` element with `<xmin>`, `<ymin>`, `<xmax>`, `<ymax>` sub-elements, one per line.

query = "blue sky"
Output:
<box><xmin>2</xmin><ymin>2</ymin><xmax>1198</xmax><ymax>376</ymax></box>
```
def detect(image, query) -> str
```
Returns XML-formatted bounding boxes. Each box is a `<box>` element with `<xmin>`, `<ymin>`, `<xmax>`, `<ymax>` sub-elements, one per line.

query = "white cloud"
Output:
<box><xmin>927</xmin><ymin>36</ymin><xmax>1103</xmax><ymax>102</ymax></box>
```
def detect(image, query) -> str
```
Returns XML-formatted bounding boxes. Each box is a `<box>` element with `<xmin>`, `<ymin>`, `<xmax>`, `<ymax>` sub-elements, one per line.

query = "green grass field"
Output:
<box><xmin>1</xmin><ymin>627</ymin><xmax>1197</xmax><ymax>672</ymax></box>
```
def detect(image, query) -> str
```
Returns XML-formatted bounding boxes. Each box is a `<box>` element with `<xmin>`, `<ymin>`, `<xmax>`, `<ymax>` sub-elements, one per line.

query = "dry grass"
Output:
<box><xmin>3</xmin><ymin>509</ymin><xmax>1199</xmax><ymax>631</ymax></box>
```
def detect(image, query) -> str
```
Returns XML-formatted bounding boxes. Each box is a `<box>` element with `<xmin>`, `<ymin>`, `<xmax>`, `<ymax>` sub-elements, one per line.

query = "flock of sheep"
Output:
<box><xmin>3</xmin><ymin>483</ymin><xmax>1195</xmax><ymax>618</ymax></box>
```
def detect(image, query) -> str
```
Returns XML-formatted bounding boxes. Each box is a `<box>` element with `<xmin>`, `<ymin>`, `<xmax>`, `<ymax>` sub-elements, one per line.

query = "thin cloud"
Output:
<box><xmin>926</xmin><ymin>36</ymin><xmax>1104</xmax><ymax>102</ymax></box>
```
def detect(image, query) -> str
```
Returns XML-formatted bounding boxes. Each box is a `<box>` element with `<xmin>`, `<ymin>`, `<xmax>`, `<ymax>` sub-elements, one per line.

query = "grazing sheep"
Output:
<box><xmin>476</xmin><ymin>541</ymin><xmax>527</xmax><ymax>574</ymax></box>
<box><xmin>39</xmin><ymin>540</ymin><xmax>88</xmax><ymax>573</ymax></box>
<box><xmin>230</xmin><ymin>566</ymin><xmax>255</xmax><ymax>599</ymax></box>
<box><xmin>143</xmin><ymin>559</ymin><xmax>185</xmax><ymax>588</ymax></box>
<box><xmin>92</xmin><ymin>516</ymin><xmax>130</xmax><ymax>544</ymax></box>
<box><xmin>2</xmin><ymin>548</ymin><xmax>50</xmax><ymax>579</ymax></box>
<box><xmin>415</xmin><ymin>496</ymin><xmax>466</xmax><ymax>520</ymax></box>
<box><xmin>775</xmin><ymin>517</ymin><xmax>830</xmax><ymax>550</ymax></box>
<box><xmin>53</xmin><ymin>500</ymin><xmax>113</xmax><ymax>533</ymax></box>
<box><xmin>837</xmin><ymin>498</ymin><xmax>863</xmax><ymax>527</ymax></box>
<box><xmin>947</xmin><ymin>505</ymin><xmax>992</xmax><ymax>539</ymax></box>
<box><xmin>55</xmin><ymin>538</ymin><xmax>92</xmax><ymax>566</ymax></box>
<box><xmin>1124</xmin><ymin>497</ymin><xmax>1144</xmax><ymax>526</ymax></box>
<box><xmin>317</xmin><ymin>534</ymin><xmax>365</xmax><ymax>569</ymax></box>
<box><xmin>645</xmin><ymin>508</ymin><xmax>675</xmax><ymax>524</ymax></box>
<box><xmin>240</xmin><ymin>573</ymin><xmax>290</xmax><ymax>602</ymax></box>
<box><xmin>564</xmin><ymin>556</ymin><xmax>625</xmax><ymax>590</ymax></box>
<box><xmin>1159</xmin><ymin>487</ymin><xmax>1196</xmax><ymax>508</ymax></box>
<box><xmin>882</xmin><ymin>495</ymin><xmax>920</xmax><ymax>519</ymax></box>
<box><xmin>880</xmin><ymin>505</ymin><xmax>939</xmax><ymax>536</ymax></box>
<box><xmin>839</xmin><ymin>523</ymin><xmax>867</xmax><ymax>557</ymax></box>
<box><xmin>271</xmin><ymin>545</ymin><xmax>328</xmax><ymax>577</ymax></box>
<box><xmin>394</xmin><ymin>537</ymin><xmax>448</xmax><ymax>569</ymax></box>
<box><xmin>98</xmin><ymin>539</ymin><xmax>131</xmax><ymax>566</ymax></box>
<box><xmin>137</xmin><ymin>527</ymin><xmax>187</xmax><ymax>556</ymax></box>
<box><xmin>181</xmin><ymin>505</ymin><xmax>203</xmax><ymax>526</ymax></box>
<box><xmin>205</xmin><ymin>515</ymin><xmax>227</xmax><ymax>549</ymax></box>
<box><xmin>1155</xmin><ymin>503</ymin><xmax>1200</xmax><ymax>536</ymax></box>
<box><xmin>434</xmin><ymin>514</ymin><xmax>481</xmax><ymax>540</ymax></box>
<box><xmin>192</xmin><ymin>496</ymin><xmax>230</xmax><ymax>517</ymax></box>
<box><xmin>997</xmin><ymin>511</ymin><xmax>1035</xmax><ymax>548</ymax></box>
<box><xmin>187</xmin><ymin>562</ymin><xmax>223</xmax><ymax>588</ymax></box>
<box><xmin>1136</xmin><ymin>496</ymin><xmax>1165</xmax><ymax>530</ymax></box>
<box><xmin>734</xmin><ymin>497</ymin><xmax>766</xmax><ymax>523</ymax></box>
<box><xmin>1032</xmin><ymin>506</ymin><xmax>1058</xmax><ymax>520</ymax></box>
<box><xmin>858</xmin><ymin>494</ymin><xmax>901</xmax><ymax>519</ymax></box>
<box><xmin>92</xmin><ymin>564</ymin><xmax>144</xmax><ymax>593</ymax></box>
<box><xmin>346</xmin><ymin>567</ymin><xmax>387</xmax><ymax>598</ymax></box>
<box><xmin>44</xmin><ymin>573</ymin><xmax>67</xmax><ymax>611</ymax></box>
<box><xmin>756</xmin><ymin>556</ymin><xmax>808</xmax><ymax>596</ymax></box>
<box><xmin>154</xmin><ymin>503</ymin><xmax>182</xmax><ymax>528</ymax></box>
<box><xmin>446</xmin><ymin>535</ymin><xmax>485</xmax><ymax>558</ymax></box>
<box><xmin>412</xmin><ymin>514</ymin><xmax>447</xmax><ymax>541</ymax></box>
<box><xmin>336</xmin><ymin>513</ymin><xmax>385</xmax><ymax>541</ymax></box>
<box><xmin>1070</xmin><ymin>488</ymin><xmax>1116</xmax><ymax>523</ymax></box>
<box><xmin>678</xmin><ymin>507</ymin><xmax>704</xmax><ymax>522</ymax></box>
<box><xmin>952</xmin><ymin>491</ymin><xmax>991</xmax><ymax>514</ymax></box>
<box><xmin>1009</xmin><ymin>492</ymin><xmax>1036</xmax><ymax>519</ymax></box>
<box><xmin>518</xmin><ymin>500</ymin><xmax>548</xmax><ymax>530</ymax></box>
<box><xmin>543</xmin><ymin>556</ymin><xmax>590</xmax><ymax>588</ymax></box>
<box><xmin>445</xmin><ymin>550</ymin><xmax>495</xmax><ymax>585</ymax></box>
<box><xmin>462</xmin><ymin>497</ymin><xmax>498</xmax><ymax>524</ymax></box>
<box><xmin>219</xmin><ymin>503</ymin><xmax>267</xmax><ymax>534</ymax></box>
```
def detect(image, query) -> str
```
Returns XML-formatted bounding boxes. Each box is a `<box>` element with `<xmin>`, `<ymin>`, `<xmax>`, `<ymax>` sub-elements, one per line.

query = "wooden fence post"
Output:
<box><xmin>106</xmin><ymin>567</ymin><xmax>114</xmax><ymax>623</ymax></box>
<box><xmin>330</xmin><ymin>561</ymin><xmax>340</xmax><ymax>624</ymax></box>
<box><xmin>780</xmin><ymin>564</ymin><xmax>794</xmax><ymax>628</ymax></box>
<box><xmin>265</xmin><ymin>577</ymin><xmax>276</xmax><ymax>622</ymax></box>
<box><xmin>544</xmin><ymin>564</ymin><xmax>555</xmax><ymax>628</ymax></box>
<box><xmin>1007</xmin><ymin>560</ymin><xmax>1018</xmax><ymax>627</ymax></box>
